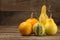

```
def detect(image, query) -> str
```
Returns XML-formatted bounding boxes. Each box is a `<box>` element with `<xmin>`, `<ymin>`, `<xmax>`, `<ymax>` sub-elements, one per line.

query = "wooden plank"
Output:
<box><xmin>0</xmin><ymin>0</ymin><xmax>60</xmax><ymax>12</ymax></box>
<box><xmin>0</xmin><ymin>26</ymin><xmax>60</xmax><ymax>40</ymax></box>
<box><xmin>0</xmin><ymin>11</ymin><xmax>60</xmax><ymax>25</ymax></box>
<box><xmin>0</xmin><ymin>35</ymin><xmax>60</xmax><ymax>40</ymax></box>
<box><xmin>0</xmin><ymin>26</ymin><xmax>19</xmax><ymax>33</ymax></box>
<box><xmin>1</xmin><ymin>0</ymin><xmax>35</xmax><ymax>11</ymax></box>
<box><xmin>0</xmin><ymin>12</ymin><xmax>39</xmax><ymax>26</ymax></box>
<box><xmin>0</xmin><ymin>33</ymin><xmax>60</xmax><ymax>40</ymax></box>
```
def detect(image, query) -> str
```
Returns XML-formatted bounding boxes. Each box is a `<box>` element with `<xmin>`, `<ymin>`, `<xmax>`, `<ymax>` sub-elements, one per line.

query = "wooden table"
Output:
<box><xmin>0</xmin><ymin>26</ymin><xmax>60</xmax><ymax>40</ymax></box>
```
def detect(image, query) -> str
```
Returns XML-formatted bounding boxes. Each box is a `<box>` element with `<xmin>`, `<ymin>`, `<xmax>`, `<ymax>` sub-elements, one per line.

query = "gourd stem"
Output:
<box><xmin>31</xmin><ymin>12</ymin><xmax>33</xmax><ymax>18</ymax></box>
<box><xmin>50</xmin><ymin>13</ymin><xmax>52</xmax><ymax>18</ymax></box>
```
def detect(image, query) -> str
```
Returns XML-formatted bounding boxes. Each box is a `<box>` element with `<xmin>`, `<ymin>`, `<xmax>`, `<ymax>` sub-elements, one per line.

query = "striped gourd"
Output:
<box><xmin>33</xmin><ymin>23</ymin><xmax>45</xmax><ymax>36</ymax></box>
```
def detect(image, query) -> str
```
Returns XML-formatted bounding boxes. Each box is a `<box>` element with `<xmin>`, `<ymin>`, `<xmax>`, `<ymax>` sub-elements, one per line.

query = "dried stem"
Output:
<box><xmin>50</xmin><ymin>13</ymin><xmax>52</xmax><ymax>18</ymax></box>
<box><xmin>31</xmin><ymin>12</ymin><xmax>33</xmax><ymax>18</ymax></box>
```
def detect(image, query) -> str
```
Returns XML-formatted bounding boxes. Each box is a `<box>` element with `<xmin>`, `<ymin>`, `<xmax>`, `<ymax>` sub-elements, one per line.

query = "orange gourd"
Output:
<box><xmin>26</xmin><ymin>18</ymin><xmax>38</xmax><ymax>26</ymax></box>
<box><xmin>18</xmin><ymin>21</ymin><xmax>32</xmax><ymax>35</ymax></box>
<box><xmin>26</xmin><ymin>12</ymin><xmax>38</xmax><ymax>26</ymax></box>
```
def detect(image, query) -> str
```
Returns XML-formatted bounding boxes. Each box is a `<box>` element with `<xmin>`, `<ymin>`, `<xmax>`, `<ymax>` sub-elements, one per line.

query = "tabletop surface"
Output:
<box><xmin>0</xmin><ymin>26</ymin><xmax>60</xmax><ymax>40</ymax></box>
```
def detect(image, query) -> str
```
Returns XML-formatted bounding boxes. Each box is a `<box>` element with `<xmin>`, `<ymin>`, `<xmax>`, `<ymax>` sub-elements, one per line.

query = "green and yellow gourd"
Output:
<box><xmin>33</xmin><ymin>23</ymin><xmax>45</xmax><ymax>36</ymax></box>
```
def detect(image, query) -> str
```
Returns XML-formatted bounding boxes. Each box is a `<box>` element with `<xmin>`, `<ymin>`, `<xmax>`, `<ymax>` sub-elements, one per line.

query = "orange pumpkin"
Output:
<box><xmin>26</xmin><ymin>18</ymin><xmax>38</xmax><ymax>26</ymax></box>
<box><xmin>18</xmin><ymin>21</ymin><xmax>32</xmax><ymax>35</ymax></box>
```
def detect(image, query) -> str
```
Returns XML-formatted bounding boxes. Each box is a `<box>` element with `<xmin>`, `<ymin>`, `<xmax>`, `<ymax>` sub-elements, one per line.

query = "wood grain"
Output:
<box><xmin>1</xmin><ymin>0</ymin><xmax>34</xmax><ymax>11</ymax></box>
<box><xmin>0</xmin><ymin>11</ymin><xmax>60</xmax><ymax>25</ymax></box>
<box><xmin>0</xmin><ymin>0</ymin><xmax>60</xmax><ymax>12</ymax></box>
<box><xmin>0</xmin><ymin>26</ymin><xmax>60</xmax><ymax>40</ymax></box>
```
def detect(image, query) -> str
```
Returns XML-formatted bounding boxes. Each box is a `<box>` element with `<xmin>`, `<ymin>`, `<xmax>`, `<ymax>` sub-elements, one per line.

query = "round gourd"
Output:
<box><xmin>33</xmin><ymin>23</ymin><xmax>45</xmax><ymax>36</ymax></box>
<box><xmin>26</xmin><ymin>18</ymin><xmax>38</xmax><ymax>26</ymax></box>
<box><xmin>18</xmin><ymin>21</ymin><xmax>32</xmax><ymax>36</ymax></box>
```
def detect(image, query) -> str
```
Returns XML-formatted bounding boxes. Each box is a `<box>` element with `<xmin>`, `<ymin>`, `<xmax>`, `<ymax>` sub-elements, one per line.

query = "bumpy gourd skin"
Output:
<box><xmin>39</xmin><ymin>5</ymin><xmax>48</xmax><ymax>26</ymax></box>
<box><xmin>45</xmin><ymin>18</ymin><xmax>58</xmax><ymax>35</ymax></box>
<box><xmin>19</xmin><ymin>22</ymin><xmax>32</xmax><ymax>35</ymax></box>
<box><xmin>33</xmin><ymin>23</ymin><xmax>45</xmax><ymax>36</ymax></box>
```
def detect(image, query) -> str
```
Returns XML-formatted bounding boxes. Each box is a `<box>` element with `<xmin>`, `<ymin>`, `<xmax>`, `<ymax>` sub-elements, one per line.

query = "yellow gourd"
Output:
<box><xmin>18</xmin><ymin>22</ymin><xmax>32</xmax><ymax>35</ymax></box>
<box><xmin>39</xmin><ymin>5</ymin><xmax>48</xmax><ymax>26</ymax></box>
<box><xmin>45</xmin><ymin>14</ymin><xmax>58</xmax><ymax>35</ymax></box>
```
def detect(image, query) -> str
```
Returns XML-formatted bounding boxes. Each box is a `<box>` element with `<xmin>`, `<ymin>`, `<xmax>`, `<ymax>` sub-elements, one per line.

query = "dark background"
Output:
<box><xmin>0</xmin><ymin>0</ymin><xmax>60</xmax><ymax>26</ymax></box>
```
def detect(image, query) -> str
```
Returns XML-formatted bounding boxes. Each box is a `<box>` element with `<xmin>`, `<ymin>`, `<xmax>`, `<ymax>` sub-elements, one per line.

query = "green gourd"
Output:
<box><xmin>33</xmin><ymin>23</ymin><xmax>45</xmax><ymax>36</ymax></box>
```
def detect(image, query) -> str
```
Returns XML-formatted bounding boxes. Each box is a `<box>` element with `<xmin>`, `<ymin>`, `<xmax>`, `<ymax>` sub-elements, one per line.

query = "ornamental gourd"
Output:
<box><xmin>26</xmin><ymin>18</ymin><xmax>38</xmax><ymax>26</ymax></box>
<box><xmin>33</xmin><ymin>23</ymin><xmax>45</xmax><ymax>36</ymax></box>
<box><xmin>39</xmin><ymin>5</ymin><xmax>48</xmax><ymax>26</ymax></box>
<box><xmin>45</xmin><ymin>14</ymin><xmax>58</xmax><ymax>35</ymax></box>
<box><xmin>26</xmin><ymin>12</ymin><xmax>38</xmax><ymax>26</ymax></box>
<box><xmin>26</xmin><ymin>13</ymin><xmax>38</xmax><ymax>33</ymax></box>
<box><xmin>18</xmin><ymin>22</ymin><xmax>32</xmax><ymax>36</ymax></box>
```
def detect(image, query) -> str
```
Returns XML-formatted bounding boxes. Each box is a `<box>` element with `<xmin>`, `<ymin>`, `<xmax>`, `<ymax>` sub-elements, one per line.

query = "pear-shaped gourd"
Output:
<box><xmin>33</xmin><ymin>23</ymin><xmax>45</xmax><ymax>36</ymax></box>
<box><xmin>39</xmin><ymin>5</ymin><xmax>48</xmax><ymax>26</ymax></box>
<box><xmin>45</xmin><ymin>14</ymin><xmax>58</xmax><ymax>35</ymax></box>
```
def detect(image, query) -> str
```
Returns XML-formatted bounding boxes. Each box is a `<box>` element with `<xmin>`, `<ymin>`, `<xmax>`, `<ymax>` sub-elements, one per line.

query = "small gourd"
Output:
<box><xmin>26</xmin><ymin>12</ymin><xmax>38</xmax><ymax>26</ymax></box>
<box><xmin>39</xmin><ymin>5</ymin><xmax>48</xmax><ymax>26</ymax></box>
<box><xmin>33</xmin><ymin>23</ymin><xmax>45</xmax><ymax>36</ymax></box>
<box><xmin>45</xmin><ymin>14</ymin><xmax>58</xmax><ymax>35</ymax></box>
<box><xmin>18</xmin><ymin>21</ymin><xmax>32</xmax><ymax>36</ymax></box>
